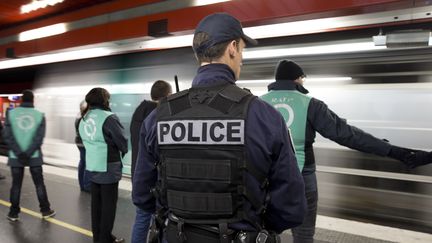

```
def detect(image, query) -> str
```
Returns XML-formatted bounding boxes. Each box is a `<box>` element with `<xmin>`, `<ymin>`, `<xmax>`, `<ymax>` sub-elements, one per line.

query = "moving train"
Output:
<box><xmin>2</xmin><ymin>22</ymin><xmax>432</xmax><ymax>233</ymax></box>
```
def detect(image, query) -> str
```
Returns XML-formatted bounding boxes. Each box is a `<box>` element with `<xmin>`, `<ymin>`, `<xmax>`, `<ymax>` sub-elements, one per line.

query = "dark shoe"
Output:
<box><xmin>41</xmin><ymin>209</ymin><xmax>56</xmax><ymax>219</ymax></box>
<box><xmin>7</xmin><ymin>212</ymin><xmax>19</xmax><ymax>222</ymax></box>
<box><xmin>0</xmin><ymin>174</ymin><xmax>5</xmax><ymax>180</ymax></box>
<box><xmin>113</xmin><ymin>237</ymin><xmax>124</xmax><ymax>243</ymax></box>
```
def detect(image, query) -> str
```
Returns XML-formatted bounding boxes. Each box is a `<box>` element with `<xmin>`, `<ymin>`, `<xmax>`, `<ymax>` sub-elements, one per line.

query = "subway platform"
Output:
<box><xmin>0</xmin><ymin>158</ymin><xmax>431</xmax><ymax>243</ymax></box>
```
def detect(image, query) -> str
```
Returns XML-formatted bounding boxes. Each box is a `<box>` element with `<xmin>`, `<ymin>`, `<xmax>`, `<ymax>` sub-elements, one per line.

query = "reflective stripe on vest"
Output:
<box><xmin>261</xmin><ymin>90</ymin><xmax>311</xmax><ymax>171</ymax></box>
<box><xmin>79</xmin><ymin>109</ymin><xmax>113</xmax><ymax>172</ymax></box>
<box><xmin>8</xmin><ymin>107</ymin><xmax>44</xmax><ymax>159</ymax></box>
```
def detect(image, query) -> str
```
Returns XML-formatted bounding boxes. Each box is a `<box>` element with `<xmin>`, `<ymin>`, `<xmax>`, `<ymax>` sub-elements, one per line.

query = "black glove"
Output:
<box><xmin>17</xmin><ymin>152</ymin><xmax>29</xmax><ymax>164</ymax></box>
<box><xmin>389</xmin><ymin>146</ymin><xmax>432</xmax><ymax>169</ymax></box>
<box><xmin>404</xmin><ymin>150</ymin><xmax>432</xmax><ymax>169</ymax></box>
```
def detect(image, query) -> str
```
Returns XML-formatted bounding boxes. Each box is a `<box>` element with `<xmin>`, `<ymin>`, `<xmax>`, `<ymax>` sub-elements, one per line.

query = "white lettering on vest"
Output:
<box><xmin>158</xmin><ymin>120</ymin><xmax>244</xmax><ymax>145</ymax></box>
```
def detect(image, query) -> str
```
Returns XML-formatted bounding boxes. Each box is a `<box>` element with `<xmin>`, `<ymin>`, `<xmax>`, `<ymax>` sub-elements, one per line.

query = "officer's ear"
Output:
<box><xmin>227</xmin><ymin>40</ymin><xmax>238</xmax><ymax>59</ymax></box>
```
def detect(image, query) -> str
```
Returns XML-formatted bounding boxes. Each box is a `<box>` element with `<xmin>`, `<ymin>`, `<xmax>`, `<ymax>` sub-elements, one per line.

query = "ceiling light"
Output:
<box><xmin>193</xmin><ymin>0</ymin><xmax>231</xmax><ymax>6</ymax></box>
<box><xmin>0</xmin><ymin>48</ymin><xmax>112</xmax><ymax>69</ymax></box>
<box><xmin>19</xmin><ymin>23</ymin><xmax>67</xmax><ymax>42</ymax></box>
<box><xmin>243</xmin><ymin>42</ymin><xmax>386</xmax><ymax>59</ymax></box>
<box><xmin>21</xmin><ymin>0</ymin><xmax>65</xmax><ymax>14</ymax></box>
<box><xmin>305</xmin><ymin>77</ymin><xmax>352</xmax><ymax>82</ymax></box>
<box><xmin>237</xmin><ymin>77</ymin><xmax>352</xmax><ymax>84</ymax></box>
<box><xmin>140</xmin><ymin>35</ymin><xmax>193</xmax><ymax>50</ymax></box>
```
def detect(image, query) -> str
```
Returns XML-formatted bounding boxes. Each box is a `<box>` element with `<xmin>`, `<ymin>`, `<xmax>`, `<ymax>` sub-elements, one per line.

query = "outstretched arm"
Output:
<box><xmin>308</xmin><ymin>98</ymin><xmax>432</xmax><ymax>168</ymax></box>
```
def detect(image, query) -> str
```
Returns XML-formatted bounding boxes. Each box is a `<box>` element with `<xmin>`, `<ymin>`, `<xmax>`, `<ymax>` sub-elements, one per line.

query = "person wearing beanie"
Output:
<box><xmin>2</xmin><ymin>89</ymin><xmax>56</xmax><ymax>222</ymax></box>
<box><xmin>133</xmin><ymin>13</ymin><xmax>306</xmax><ymax>243</ymax></box>
<box><xmin>261</xmin><ymin>60</ymin><xmax>432</xmax><ymax>243</ymax></box>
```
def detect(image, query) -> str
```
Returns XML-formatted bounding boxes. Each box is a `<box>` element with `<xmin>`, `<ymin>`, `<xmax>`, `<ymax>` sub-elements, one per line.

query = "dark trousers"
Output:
<box><xmin>91</xmin><ymin>182</ymin><xmax>119</xmax><ymax>243</ymax></box>
<box><xmin>292</xmin><ymin>173</ymin><xmax>318</xmax><ymax>243</ymax></box>
<box><xmin>78</xmin><ymin>147</ymin><xmax>91</xmax><ymax>191</ymax></box>
<box><xmin>10</xmin><ymin>166</ymin><xmax>51</xmax><ymax>214</ymax></box>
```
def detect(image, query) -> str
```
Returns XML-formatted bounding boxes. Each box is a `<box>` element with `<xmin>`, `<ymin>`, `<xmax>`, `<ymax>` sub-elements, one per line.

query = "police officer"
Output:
<box><xmin>2</xmin><ymin>90</ymin><xmax>55</xmax><ymax>221</ymax></box>
<box><xmin>130</xmin><ymin>80</ymin><xmax>172</xmax><ymax>243</ymax></box>
<box><xmin>261</xmin><ymin>59</ymin><xmax>432</xmax><ymax>243</ymax></box>
<box><xmin>79</xmin><ymin>87</ymin><xmax>127</xmax><ymax>243</ymax></box>
<box><xmin>132</xmin><ymin>13</ymin><xmax>306</xmax><ymax>243</ymax></box>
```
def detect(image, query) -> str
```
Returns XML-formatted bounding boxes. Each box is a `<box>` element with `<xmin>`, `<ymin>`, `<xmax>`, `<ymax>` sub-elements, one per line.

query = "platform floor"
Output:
<box><xmin>0</xmin><ymin>161</ymin><xmax>430</xmax><ymax>243</ymax></box>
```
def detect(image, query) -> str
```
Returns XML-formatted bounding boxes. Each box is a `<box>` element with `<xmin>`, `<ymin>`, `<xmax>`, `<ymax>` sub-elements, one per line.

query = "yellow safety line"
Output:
<box><xmin>0</xmin><ymin>199</ymin><xmax>93</xmax><ymax>237</ymax></box>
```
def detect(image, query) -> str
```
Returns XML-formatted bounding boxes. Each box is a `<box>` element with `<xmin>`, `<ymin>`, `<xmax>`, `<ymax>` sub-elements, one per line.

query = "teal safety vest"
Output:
<box><xmin>8</xmin><ymin>107</ymin><xmax>44</xmax><ymax>159</ymax></box>
<box><xmin>79</xmin><ymin>109</ymin><xmax>114</xmax><ymax>172</ymax></box>
<box><xmin>261</xmin><ymin>90</ymin><xmax>311</xmax><ymax>171</ymax></box>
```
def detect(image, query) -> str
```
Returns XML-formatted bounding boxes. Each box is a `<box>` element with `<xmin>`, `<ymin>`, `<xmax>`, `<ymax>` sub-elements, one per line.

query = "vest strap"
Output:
<box><xmin>167</xmin><ymin>190</ymin><xmax>234</xmax><ymax>215</ymax></box>
<box><xmin>208</xmin><ymin>94</ymin><xmax>235</xmax><ymax>114</ymax></box>
<box><xmin>166</xmin><ymin>158</ymin><xmax>231</xmax><ymax>182</ymax></box>
<box><xmin>167</xmin><ymin>90</ymin><xmax>191</xmax><ymax>115</ymax></box>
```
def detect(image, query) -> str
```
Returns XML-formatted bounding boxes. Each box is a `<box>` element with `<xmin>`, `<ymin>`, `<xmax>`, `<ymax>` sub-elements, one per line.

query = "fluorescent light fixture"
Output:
<box><xmin>236</xmin><ymin>79</ymin><xmax>273</xmax><ymax>84</ymax></box>
<box><xmin>0</xmin><ymin>94</ymin><xmax>22</xmax><ymax>97</ymax></box>
<box><xmin>193</xmin><ymin>0</ymin><xmax>231</xmax><ymax>6</ymax></box>
<box><xmin>243</xmin><ymin>42</ymin><xmax>386</xmax><ymax>59</ymax></box>
<box><xmin>237</xmin><ymin>77</ymin><xmax>352</xmax><ymax>84</ymax></box>
<box><xmin>140</xmin><ymin>35</ymin><xmax>193</xmax><ymax>50</ymax></box>
<box><xmin>21</xmin><ymin>0</ymin><xmax>65</xmax><ymax>14</ymax></box>
<box><xmin>0</xmin><ymin>48</ymin><xmax>112</xmax><ymax>69</ymax></box>
<box><xmin>305</xmin><ymin>77</ymin><xmax>352</xmax><ymax>82</ymax></box>
<box><xmin>19</xmin><ymin>23</ymin><xmax>67</xmax><ymax>42</ymax></box>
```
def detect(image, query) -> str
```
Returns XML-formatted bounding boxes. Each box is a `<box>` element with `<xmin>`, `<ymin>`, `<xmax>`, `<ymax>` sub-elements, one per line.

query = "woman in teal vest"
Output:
<box><xmin>79</xmin><ymin>88</ymin><xmax>128</xmax><ymax>243</ymax></box>
<box><xmin>2</xmin><ymin>90</ymin><xmax>55</xmax><ymax>221</ymax></box>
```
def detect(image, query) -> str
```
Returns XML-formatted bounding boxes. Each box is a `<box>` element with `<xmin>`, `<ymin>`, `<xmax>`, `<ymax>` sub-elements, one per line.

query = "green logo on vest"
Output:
<box><xmin>8</xmin><ymin>107</ymin><xmax>43</xmax><ymax>159</ymax></box>
<box><xmin>83</xmin><ymin>118</ymin><xmax>97</xmax><ymax>140</ymax></box>
<box><xmin>79</xmin><ymin>109</ymin><xmax>114</xmax><ymax>172</ymax></box>
<box><xmin>16</xmin><ymin>114</ymin><xmax>36</xmax><ymax>131</ymax></box>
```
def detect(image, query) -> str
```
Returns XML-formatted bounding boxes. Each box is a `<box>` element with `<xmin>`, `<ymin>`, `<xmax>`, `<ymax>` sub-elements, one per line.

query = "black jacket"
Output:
<box><xmin>129</xmin><ymin>100</ymin><xmax>157</xmax><ymax>180</ymax></box>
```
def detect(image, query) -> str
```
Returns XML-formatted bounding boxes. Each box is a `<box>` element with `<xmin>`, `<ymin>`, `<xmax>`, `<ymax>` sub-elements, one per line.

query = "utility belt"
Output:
<box><xmin>165</xmin><ymin>214</ymin><xmax>280</xmax><ymax>243</ymax></box>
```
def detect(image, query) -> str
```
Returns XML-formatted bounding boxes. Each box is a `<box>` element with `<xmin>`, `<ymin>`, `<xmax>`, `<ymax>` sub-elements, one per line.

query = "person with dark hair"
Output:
<box><xmin>79</xmin><ymin>87</ymin><xmax>128</xmax><ymax>243</ymax></box>
<box><xmin>2</xmin><ymin>89</ymin><xmax>55</xmax><ymax>221</ymax></box>
<box><xmin>261</xmin><ymin>59</ymin><xmax>432</xmax><ymax>243</ymax></box>
<box><xmin>133</xmin><ymin>13</ymin><xmax>306</xmax><ymax>243</ymax></box>
<box><xmin>75</xmin><ymin>100</ymin><xmax>91</xmax><ymax>192</ymax></box>
<box><xmin>130</xmin><ymin>80</ymin><xmax>172</xmax><ymax>243</ymax></box>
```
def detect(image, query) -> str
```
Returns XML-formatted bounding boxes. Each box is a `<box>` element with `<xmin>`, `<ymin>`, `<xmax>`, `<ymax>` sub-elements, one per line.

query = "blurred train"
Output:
<box><xmin>2</xmin><ymin>24</ymin><xmax>432</xmax><ymax>233</ymax></box>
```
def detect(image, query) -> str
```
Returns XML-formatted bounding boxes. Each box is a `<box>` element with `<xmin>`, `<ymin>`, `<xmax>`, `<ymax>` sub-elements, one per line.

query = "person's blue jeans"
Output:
<box><xmin>78</xmin><ymin>146</ymin><xmax>91</xmax><ymax>191</ymax></box>
<box><xmin>131</xmin><ymin>207</ymin><xmax>152</xmax><ymax>243</ymax></box>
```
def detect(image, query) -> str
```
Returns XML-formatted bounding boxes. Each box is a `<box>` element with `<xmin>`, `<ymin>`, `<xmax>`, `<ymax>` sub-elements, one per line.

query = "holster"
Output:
<box><xmin>147</xmin><ymin>210</ymin><xmax>167</xmax><ymax>243</ymax></box>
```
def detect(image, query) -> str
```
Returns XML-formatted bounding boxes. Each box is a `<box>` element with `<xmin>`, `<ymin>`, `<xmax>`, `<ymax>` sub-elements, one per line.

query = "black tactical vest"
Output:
<box><xmin>155</xmin><ymin>84</ymin><xmax>267</xmax><ymax>227</ymax></box>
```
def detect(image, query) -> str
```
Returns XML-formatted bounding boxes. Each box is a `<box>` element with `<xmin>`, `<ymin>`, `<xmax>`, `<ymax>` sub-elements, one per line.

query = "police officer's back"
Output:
<box><xmin>132</xmin><ymin>13</ymin><xmax>306</xmax><ymax>243</ymax></box>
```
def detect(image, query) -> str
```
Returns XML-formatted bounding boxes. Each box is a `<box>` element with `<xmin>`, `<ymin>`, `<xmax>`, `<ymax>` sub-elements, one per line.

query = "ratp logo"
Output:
<box><xmin>16</xmin><ymin>114</ymin><xmax>35</xmax><ymax>131</ymax></box>
<box><xmin>274</xmin><ymin>103</ymin><xmax>295</xmax><ymax>128</ymax></box>
<box><xmin>83</xmin><ymin>118</ymin><xmax>97</xmax><ymax>140</ymax></box>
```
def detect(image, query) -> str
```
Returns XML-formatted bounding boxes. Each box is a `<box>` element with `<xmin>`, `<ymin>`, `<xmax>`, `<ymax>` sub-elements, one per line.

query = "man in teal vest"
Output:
<box><xmin>2</xmin><ymin>90</ymin><xmax>55</xmax><ymax>222</ymax></box>
<box><xmin>261</xmin><ymin>60</ymin><xmax>432</xmax><ymax>243</ymax></box>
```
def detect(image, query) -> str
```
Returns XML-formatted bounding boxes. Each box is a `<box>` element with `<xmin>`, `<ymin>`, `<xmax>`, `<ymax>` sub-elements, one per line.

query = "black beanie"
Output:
<box><xmin>275</xmin><ymin>60</ymin><xmax>305</xmax><ymax>81</ymax></box>
<box><xmin>22</xmin><ymin>89</ymin><xmax>34</xmax><ymax>103</ymax></box>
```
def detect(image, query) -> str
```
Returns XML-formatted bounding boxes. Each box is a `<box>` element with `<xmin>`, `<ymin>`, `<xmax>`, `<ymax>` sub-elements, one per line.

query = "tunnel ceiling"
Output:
<box><xmin>0</xmin><ymin>0</ymin><xmax>114</xmax><ymax>31</ymax></box>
